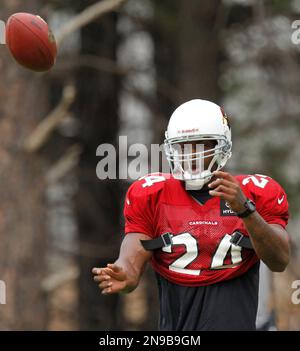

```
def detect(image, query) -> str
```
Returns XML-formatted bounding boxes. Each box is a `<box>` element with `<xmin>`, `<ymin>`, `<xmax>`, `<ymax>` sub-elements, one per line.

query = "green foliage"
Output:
<box><xmin>265</xmin><ymin>0</ymin><xmax>293</xmax><ymax>14</ymax></box>
<box><xmin>152</xmin><ymin>0</ymin><xmax>179</xmax><ymax>35</ymax></box>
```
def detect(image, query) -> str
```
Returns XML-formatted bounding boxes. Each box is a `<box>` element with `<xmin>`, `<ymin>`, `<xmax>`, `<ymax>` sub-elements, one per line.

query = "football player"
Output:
<box><xmin>92</xmin><ymin>99</ymin><xmax>290</xmax><ymax>331</ymax></box>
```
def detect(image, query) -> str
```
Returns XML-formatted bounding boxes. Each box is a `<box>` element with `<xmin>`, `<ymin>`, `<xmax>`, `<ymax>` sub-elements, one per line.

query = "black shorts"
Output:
<box><xmin>156</xmin><ymin>262</ymin><xmax>259</xmax><ymax>331</ymax></box>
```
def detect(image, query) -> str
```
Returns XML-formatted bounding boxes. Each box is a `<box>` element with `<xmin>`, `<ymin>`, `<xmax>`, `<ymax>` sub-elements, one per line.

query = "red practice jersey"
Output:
<box><xmin>124</xmin><ymin>173</ymin><xmax>289</xmax><ymax>286</ymax></box>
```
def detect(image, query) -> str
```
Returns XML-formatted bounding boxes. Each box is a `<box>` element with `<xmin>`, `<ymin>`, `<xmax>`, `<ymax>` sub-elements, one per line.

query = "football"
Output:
<box><xmin>5</xmin><ymin>12</ymin><xmax>57</xmax><ymax>72</ymax></box>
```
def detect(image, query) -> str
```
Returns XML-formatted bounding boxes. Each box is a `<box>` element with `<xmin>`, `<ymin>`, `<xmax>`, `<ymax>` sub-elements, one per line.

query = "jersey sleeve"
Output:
<box><xmin>252</xmin><ymin>177</ymin><xmax>289</xmax><ymax>228</ymax></box>
<box><xmin>123</xmin><ymin>181</ymin><xmax>154</xmax><ymax>237</ymax></box>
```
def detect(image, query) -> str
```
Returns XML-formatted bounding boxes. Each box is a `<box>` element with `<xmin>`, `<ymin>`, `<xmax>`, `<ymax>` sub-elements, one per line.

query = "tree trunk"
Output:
<box><xmin>74</xmin><ymin>4</ymin><xmax>122</xmax><ymax>330</ymax></box>
<box><xmin>178</xmin><ymin>0</ymin><xmax>222</xmax><ymax>101</ymax></box>
<box><xmin>0</xmin><ymin>0</ymin><xmax>48</xmax><ymax>330</ymax></box>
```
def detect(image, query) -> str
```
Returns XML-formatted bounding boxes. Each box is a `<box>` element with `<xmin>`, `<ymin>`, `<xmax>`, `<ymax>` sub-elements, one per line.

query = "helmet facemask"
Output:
<box><xmin>164</xmin><ymin>134</ymin><xmax>232</xmax><ymax>190</ymax></box>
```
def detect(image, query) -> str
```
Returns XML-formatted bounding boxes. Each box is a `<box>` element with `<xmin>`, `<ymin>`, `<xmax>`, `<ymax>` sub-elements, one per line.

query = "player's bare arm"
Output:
<box><xmin>209</xmin><ymin>170</ymin><xmax>290</xmax><ymax>272</ymax></box>
<box><xmin>92</xmin><ymin>233</ymin><xmax>153</xmax><ymax>295</ymax></box>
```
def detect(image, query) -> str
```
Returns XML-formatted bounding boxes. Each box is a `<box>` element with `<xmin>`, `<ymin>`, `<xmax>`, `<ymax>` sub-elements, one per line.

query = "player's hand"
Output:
<box><xmin>92</xmin><ymin>264</ymin><xmax>129</xmax><ymax>295</ymax></box>
<box><xmin>208</xmin><ymin>171</ymin><xmax>247</xmax><ymax>213</ymax></box>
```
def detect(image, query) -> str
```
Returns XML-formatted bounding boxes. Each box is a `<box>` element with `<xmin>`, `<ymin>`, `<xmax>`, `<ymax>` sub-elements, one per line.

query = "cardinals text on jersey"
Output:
<box><xmin>124</xmin><ymin>173</ymin><xmax>289</xmax><ymax>286</ymax></box>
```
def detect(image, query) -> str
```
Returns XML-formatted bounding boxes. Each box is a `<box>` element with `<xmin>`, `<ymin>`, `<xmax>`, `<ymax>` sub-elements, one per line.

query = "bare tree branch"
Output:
<box><xmin>46</xmin><ymin>144</ymin><xmax>82</xmax><ymax>184</ymax></box>
<box><xmin>23</xmin><ymin>84</ymin><xmax>76</xmax><ymax>153</ymax></box>
<box><xmin>56</xmin><ymin>0</ymin><xmax>127</xmax><ymax>46</ymax></box>
<box><xmin>41</xmin><ymin>266</ymin><xmax>79</xmax><ymax>293</ymax></box>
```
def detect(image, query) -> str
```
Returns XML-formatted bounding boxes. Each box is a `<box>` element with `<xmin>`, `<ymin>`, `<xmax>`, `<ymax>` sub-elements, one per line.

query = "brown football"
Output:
<box><xmin>6</xmin><ymin>12</ymin><xmax>57</xmax><ymax>72</ymax></box>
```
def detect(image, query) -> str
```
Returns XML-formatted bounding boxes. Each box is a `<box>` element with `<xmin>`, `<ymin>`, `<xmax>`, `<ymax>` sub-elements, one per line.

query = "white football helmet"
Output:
<box><xmin>164</xmin><ymin>99</ymin><xmax>232</xmax><ymax>190</ymax></box>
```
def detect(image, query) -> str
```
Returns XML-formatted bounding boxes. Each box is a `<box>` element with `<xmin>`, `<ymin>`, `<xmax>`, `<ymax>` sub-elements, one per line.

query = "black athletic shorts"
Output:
<box><xmin>156</xmin><ymin>262</ymin><xmax>260</xmax><ymax>331</ymax></box>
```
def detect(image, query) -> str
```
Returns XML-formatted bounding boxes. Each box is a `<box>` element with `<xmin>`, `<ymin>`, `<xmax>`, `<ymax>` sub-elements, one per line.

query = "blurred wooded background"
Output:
<box><xmin>0</xmin><ymin>0</ymin><xmax>299</xmax><ymax>330</ymax></box>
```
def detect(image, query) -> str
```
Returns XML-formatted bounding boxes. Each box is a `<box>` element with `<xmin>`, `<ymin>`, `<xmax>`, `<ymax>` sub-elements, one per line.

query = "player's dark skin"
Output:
<box><xmin>92</xmin><ymin>141</ymin><xmax>290</xmax><ymax>295</ymax></box>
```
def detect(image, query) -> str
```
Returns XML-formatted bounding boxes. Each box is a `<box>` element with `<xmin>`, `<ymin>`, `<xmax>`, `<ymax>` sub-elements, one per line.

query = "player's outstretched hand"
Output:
<box><xmin>92</xmin><ymin>264</ymin><xmax>129</xmax><ymax>295</ymax></box>
<box><xmin>208</xmin><ymin>171</ymin><xmax>247</xmax><ymax>213</ymax></box>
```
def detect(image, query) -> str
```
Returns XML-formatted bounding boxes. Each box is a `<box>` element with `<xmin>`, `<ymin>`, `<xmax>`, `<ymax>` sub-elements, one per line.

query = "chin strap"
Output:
<box><xmin>185</xmin><ymin>180</ymin><xmax>205</xmax><ymax>190</ymax></box>
<box><xmin>184</xmin><ymin>171</ymin><xmax>212</xmax><ymax>190</ymax></box>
